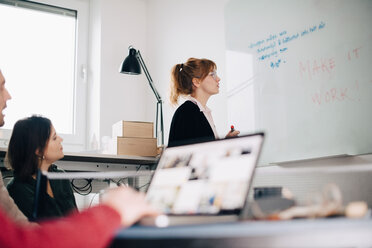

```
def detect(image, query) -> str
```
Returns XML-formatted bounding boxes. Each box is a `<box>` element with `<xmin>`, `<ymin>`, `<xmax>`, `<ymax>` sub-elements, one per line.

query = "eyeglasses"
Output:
<box><xmin>208</xmin><ymin>71</ymin><xmax>218</xmax><ymax>80</ymax></box>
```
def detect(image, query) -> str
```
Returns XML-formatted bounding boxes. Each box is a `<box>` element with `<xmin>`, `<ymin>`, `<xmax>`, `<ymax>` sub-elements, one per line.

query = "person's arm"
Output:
<box><xmin>0</xmin><ymin>173</ymin><xmax>29</xmax><ymax>225</ymax></box>
<box><xmin>6</xmin><ymin>179</ymin><xmax>36</xmax><ymax>220</ymax></box>
<box><xmin>0</xmin><ymin>186</ymin><xmax>158</xmax><ymax>248</ymax></box>
<box><xmin>0</xmin><ymin>205</ymin><xmax>120</xmax><ymax>248</ymax></box>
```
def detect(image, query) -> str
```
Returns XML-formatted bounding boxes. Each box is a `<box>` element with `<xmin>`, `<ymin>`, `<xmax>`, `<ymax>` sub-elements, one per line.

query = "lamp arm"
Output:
<box><xmin>136</xmin><ymin>50</ymin><xmax>162</xmax><ymax>102</ymax></box>
<box><xmin>135</xmin><ymin>50</ymin><xmax>164</xmax><ymax>145</ymax></box>
<box><xmin>157</xmin><ymin>100</ymin><xmax>165</xmax><ymax>145</ymax></box>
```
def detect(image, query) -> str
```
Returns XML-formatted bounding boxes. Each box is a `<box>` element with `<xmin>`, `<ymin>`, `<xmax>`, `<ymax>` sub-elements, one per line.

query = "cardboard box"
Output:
<box><xmin>112</xmin><ymin>121</ymin><xmax>153</xmax><ymax>139</ymax></box>
<box><xmin>116</xmin><ymin>137</ymin><xmax>157</xmax><ymax>157</ymax></box>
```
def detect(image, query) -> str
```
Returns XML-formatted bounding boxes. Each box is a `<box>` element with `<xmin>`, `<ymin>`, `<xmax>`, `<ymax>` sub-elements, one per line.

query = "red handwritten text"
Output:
<box><xmin>347</xmin><ymin>47</ymin><xmax>362</xmax><ymax>61</ymax></box>
<box><xmin>299</xmin><ymin>58</ymin><xmax>336</xmax><ymax>80</ymax></box>
<box><xmin>311</xmin><ymin>87</ymin><xmax>353</xmax><ymax>105</ymax></box>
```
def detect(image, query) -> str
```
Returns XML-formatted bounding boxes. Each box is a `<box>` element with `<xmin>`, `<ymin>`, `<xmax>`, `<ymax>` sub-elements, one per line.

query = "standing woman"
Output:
<box><xmin>6</xmin><ymin>115</ymin><xmax>77</xmax><ymax>221</ymax></box>
<box><xmin>168</xmin><ymin>58</ymin><xmax>240</xmax><ymax>146</ymax></box>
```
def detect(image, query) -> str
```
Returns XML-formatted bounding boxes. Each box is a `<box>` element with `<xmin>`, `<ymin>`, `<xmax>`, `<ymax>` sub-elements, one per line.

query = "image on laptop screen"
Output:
<box><xmin>146</xmin><ymin>133</ymin><xmax>264</xmax><ymax>215</ymax></box>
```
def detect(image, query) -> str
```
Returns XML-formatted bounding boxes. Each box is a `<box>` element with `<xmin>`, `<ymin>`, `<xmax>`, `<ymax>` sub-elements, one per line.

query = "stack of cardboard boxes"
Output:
<box><xmin>112</xmin><ymin>121</ymin><xmax>157</xmax><ymax>157</ymax></box>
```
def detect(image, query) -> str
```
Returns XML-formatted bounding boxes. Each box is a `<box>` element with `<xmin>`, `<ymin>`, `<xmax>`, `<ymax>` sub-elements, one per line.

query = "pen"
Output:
<box><xmin>230</xmin><ymin>125</ymin><xmax>235</xmax><ymax>132</ymax></box>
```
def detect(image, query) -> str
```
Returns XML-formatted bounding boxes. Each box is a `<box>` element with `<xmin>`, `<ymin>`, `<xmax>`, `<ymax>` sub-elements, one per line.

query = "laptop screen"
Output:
<box><xmin>146</xmin><ymin>133</ymin><xmax>264</xmax><ymax>215</ymax></box>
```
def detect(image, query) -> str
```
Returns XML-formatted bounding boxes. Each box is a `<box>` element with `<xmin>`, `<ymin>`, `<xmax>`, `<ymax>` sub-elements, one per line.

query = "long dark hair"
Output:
<box><xmin>6</xmin><ymin>115</ymin><xmax>52</xmax><ymax>181</ymax></box>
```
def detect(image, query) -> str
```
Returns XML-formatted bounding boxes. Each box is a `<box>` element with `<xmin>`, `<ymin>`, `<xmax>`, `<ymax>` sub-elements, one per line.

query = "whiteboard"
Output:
<box><xmin>225</xmin><ymin>0</ymin><xmax>372</xmax><ymax>164</ymax></box>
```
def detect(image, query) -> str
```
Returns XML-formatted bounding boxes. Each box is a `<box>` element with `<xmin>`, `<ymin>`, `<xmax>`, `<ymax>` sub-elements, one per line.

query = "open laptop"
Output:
<box><xmin>139</xmin><ymin>132</ymin><xmax>264</xmax><ymax>227</ymax></box>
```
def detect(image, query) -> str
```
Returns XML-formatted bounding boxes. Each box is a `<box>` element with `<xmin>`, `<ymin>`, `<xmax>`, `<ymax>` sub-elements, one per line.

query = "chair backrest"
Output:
<box><xmin>31</xmin><ymin>169</ymin><xmax>47</xmax><ymax>221</ymax></box>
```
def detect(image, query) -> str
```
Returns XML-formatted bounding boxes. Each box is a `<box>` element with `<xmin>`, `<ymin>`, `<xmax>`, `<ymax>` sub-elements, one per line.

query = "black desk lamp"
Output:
<box><xmin>120</xmin><ymin>46</ymin><xmax>164</xmax><ymax>146</ymax></box>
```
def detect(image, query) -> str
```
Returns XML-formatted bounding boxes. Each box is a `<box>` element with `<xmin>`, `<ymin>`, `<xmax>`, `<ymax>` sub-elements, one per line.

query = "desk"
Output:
<box><xmin>55</xmin><ymin>153</ymin><xmax>158</xmax><ymax>190</ymax></box>
<box><xmin>111</xmin><ymin>218</ymin><xmax>372</xmax><ymax>248</ymax></box>
<box><xmin>0</xmin><ymin>149</ymin><xmax>158</xmax><ymax>172</ymax></box>
<box><xmin>0</xmin><ymin>150</ymin><xmax>158</xmax><ymax>190</ymax></box>
<box><xmin>55</xmin><ymin>152</ymin><xmax>158</xmax><ymax>172</ymax></box>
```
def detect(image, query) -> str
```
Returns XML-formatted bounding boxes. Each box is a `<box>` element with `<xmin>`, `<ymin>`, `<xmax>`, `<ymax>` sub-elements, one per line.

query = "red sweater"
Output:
<box><xmin>0</xmin><ymin>205</ymin><xmax>121</xmax><ymax>248</ymax></box>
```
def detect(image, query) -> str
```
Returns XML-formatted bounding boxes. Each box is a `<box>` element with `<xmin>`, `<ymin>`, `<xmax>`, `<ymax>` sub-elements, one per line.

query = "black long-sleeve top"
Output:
<box><xmin>168</xmin><ymin>100</ymin><xmax>216</xmax><ymax>147</ymax></box>
<box><xmin>7</xmin><ymin>165</ymin><xmax>77</xmax><ymax>221</ymax></box>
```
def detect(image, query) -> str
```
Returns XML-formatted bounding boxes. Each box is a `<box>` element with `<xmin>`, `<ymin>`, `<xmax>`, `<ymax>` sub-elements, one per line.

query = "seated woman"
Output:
<box><xmin>6</xmin><ymin>115</ymin><xmax>77</xmax><ymax>221</ymax></box>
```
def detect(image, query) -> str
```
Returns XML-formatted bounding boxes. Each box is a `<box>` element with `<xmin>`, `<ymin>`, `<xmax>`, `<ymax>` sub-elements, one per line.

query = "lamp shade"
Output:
<box><xmin>120</xmin><ymin>47</ymin><xmax>141</xmax><ymax>75</ymax></box>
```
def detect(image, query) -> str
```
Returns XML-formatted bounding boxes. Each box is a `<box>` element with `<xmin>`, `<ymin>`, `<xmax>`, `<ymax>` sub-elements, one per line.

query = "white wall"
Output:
<box><xmin>146</xmin><ymin>0</ymin><xmax>230</xmax><ymax>143</ymax></box>
<box><xmin>87</xmin><ymin>0</ymin><xmax>150</xmax><ymax>150</ymax></box>
<box><xmin>87</xmin><ymin>0</ymin><xmax>230</xmax><ymax>149</ymax></box>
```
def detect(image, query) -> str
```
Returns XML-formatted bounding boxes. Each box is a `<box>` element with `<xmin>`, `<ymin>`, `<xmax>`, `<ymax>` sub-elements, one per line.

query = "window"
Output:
<box><xmin>0</xmin><ymin>0</ymin><xmax>88</xmax><ymax>151</ymax></box>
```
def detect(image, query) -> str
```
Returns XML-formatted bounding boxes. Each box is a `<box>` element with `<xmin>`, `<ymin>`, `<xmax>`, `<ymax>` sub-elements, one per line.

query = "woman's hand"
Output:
<box><xmin>225</xmin><ymin>129</ymin><xmax>240</xmax><ymax>138</ymax></box>
<box><xmin>101</xmin><ymin>186</ymin><xmax>159</xmax><ymax>227</ymax></box>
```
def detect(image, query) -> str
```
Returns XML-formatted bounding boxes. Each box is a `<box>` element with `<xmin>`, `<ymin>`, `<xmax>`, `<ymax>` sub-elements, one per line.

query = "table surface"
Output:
<box><xmin>111</xmin><ymin>217</ymin><xmax>372</xmax><ymax>248</ymax></box>
<box><xmin>0</xmin><ymin>148</ymin><xmax>158</xmax><ymax>166</ymax></box>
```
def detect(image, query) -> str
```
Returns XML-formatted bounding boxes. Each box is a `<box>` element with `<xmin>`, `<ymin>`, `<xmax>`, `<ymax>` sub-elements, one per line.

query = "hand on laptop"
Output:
<box><xmin>101</xmin><ymin>186</ymin><xmax>159</xmax><ymax>227</ymax></box>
